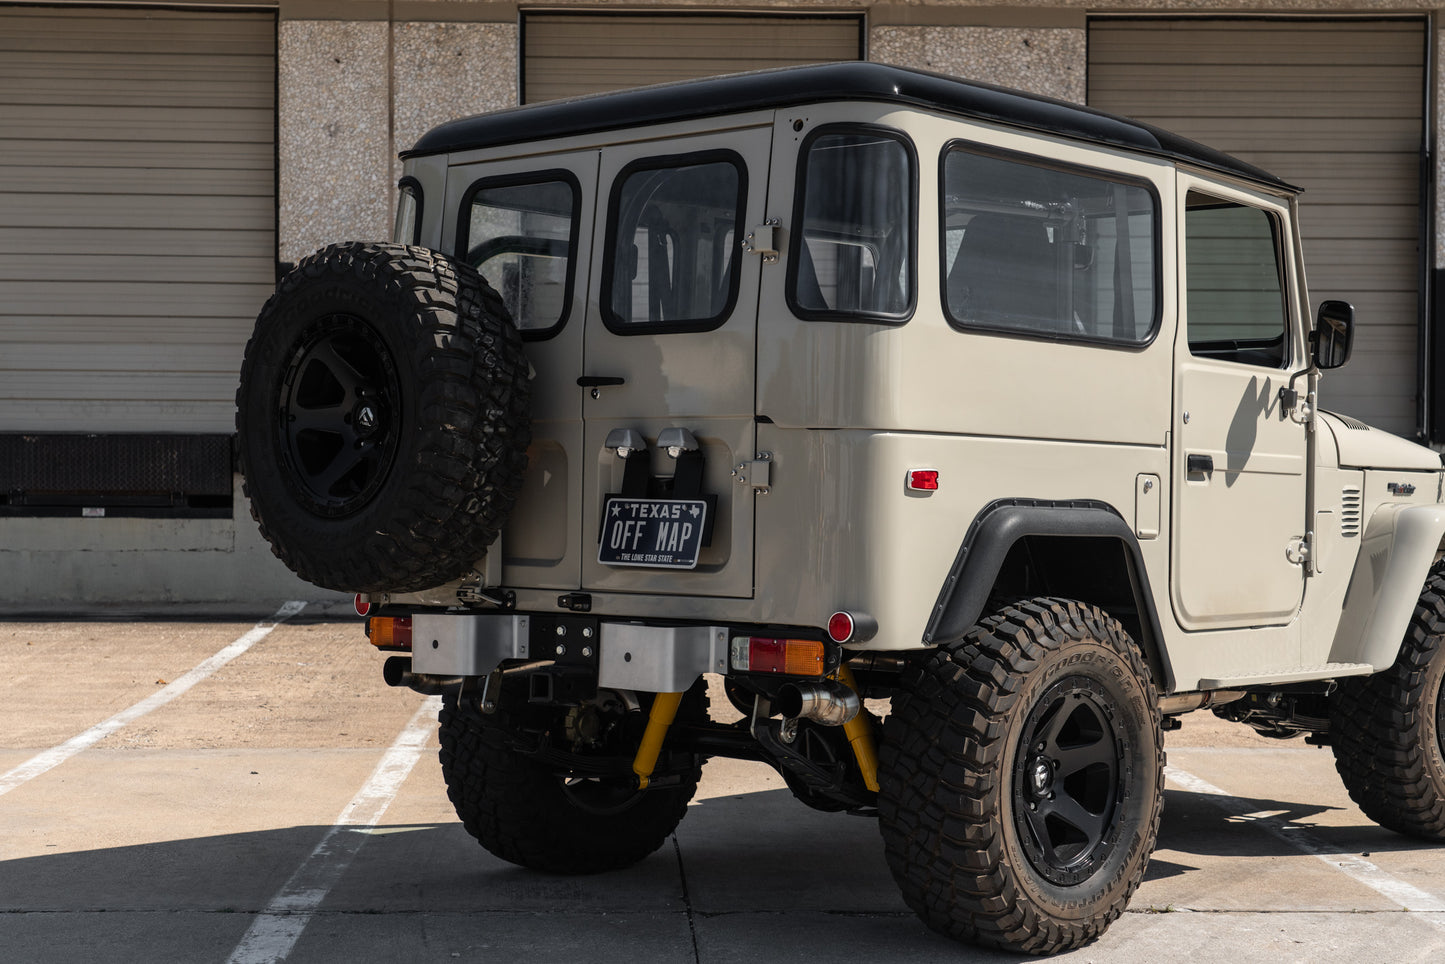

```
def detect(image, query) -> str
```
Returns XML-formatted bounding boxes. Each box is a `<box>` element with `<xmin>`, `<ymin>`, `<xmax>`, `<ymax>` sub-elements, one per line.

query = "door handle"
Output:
<box><xmin>577</xmin><ymin>375</ymin><xmax>626</xmax><ymax>387</ymax></box>
<box><xmin>1187</xmin><ymin>454</ymin><xmax>1214</xmax><ymax>474</ymax></box>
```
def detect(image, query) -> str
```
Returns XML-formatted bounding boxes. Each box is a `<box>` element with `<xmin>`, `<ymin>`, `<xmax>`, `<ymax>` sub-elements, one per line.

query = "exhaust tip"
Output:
<box><xmin>776</xmin><ymin>683</ymin><xmax>805</xmax><ymax>719</ymax></box>
<box><xmin>382</xmin><ymin>655</ymin><xmax>411</xmax><ymax>688</ymax></box>
<box><xmin>777</xmin><ymin>680</ymin><xmax>860</xmax><ymax>726</ymax></box>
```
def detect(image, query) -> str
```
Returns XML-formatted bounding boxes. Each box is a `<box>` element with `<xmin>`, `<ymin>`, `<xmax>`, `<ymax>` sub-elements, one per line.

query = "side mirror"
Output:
<box><xmin>1312</xmin><ymin>300</ymin><xmax>1354</xmax><ymax>370</ymax></box>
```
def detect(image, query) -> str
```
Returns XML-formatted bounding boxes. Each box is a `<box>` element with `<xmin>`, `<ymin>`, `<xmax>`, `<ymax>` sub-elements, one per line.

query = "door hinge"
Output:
<box><xmin>733</xmin><ymin>452</ymin><xmax>772</xmax><ymax>494</ymax></box>
<box><xmin>744</xmin><ymin>219</ymin><xmax>780</xmax><ymax>263</ymax></box>
<box><xmin>1281</xmin><ymin>386</ymin><xmax>1315</xmax><ymax>429</ymax></box>
<box><xmin>458</xmin><ymin>582</ymin><xmax>515</xmax><ymax>609</ymax></box>
<box><xmin>1286</xmin><ymin>533</ymin><xmax>1313</xmax><ymax>570</ymax></box>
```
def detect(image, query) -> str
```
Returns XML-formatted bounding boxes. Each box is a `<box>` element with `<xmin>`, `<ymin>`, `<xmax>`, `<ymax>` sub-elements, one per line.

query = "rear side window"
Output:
<box><xmin>395</xmin><ymin>176</ymin><xmax>423</xmax><ymax>246</ymax></box>
<box><xmin>458</xmin><ymin>172</ymin><xmax>579</xmax><ymax>341</ymax></box>
<box><xmin>788</xmin><ymin>127</ymin><xmax>915</xmax><ymax>322</ymax></box>
<box><xmin>1184</xmin><ymin>192</ymin><xmax>1289</xmax><ymax>368</ymax></box>
<box><xmin>602</xmin><ymin>151</ymin><xmax>745</xmax><ymax>333</ymax></box>
<box><xmin>941</xmin><ymin>146</ymin><xmax>1159</xmax><ymax>345</ymax></box>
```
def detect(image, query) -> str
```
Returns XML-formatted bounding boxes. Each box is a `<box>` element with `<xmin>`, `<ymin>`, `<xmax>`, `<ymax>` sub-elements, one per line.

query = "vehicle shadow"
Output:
<box><xmin>3</xmin><ymin>783</ymin><xmax>1441</xmax><ymax>963</ymax></box>
<box><xmin>0</xmin><ymin>795</ymin><xmax>1006</xmax><ymax>964</ymax></box>
<box><xmin>1156</xmin><ymin>786</ymin><xmax>1443</xmax><ymax>860</ymax></box>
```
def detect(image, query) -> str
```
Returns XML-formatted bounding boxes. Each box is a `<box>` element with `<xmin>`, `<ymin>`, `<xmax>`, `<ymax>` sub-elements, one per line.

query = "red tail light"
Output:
<box><xmin>729</xmin><ymin>637</ymin><xmax>826</xmax><ymax>676</ymax></box>
<box><xmin>828</xmin><ymin>610</ymin><xmax>878</xmax><ymax>644</ymax></box>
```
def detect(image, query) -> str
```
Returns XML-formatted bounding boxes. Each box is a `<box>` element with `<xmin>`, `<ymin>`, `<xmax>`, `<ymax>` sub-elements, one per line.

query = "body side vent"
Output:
<box><xmin>1340</xmin><ymin>485</ymin><xmax>1363</xmax><ymax>537</ymax></box>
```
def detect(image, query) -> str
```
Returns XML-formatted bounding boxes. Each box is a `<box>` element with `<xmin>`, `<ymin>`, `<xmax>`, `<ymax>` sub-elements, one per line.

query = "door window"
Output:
<box><xmin>459</xmin><ymin>172</ymin><xmax>580</xmax><ymax>340</ymax></box>
<box><xmin>1184</xmin><ymin>192</ymin><xmax>1289</xmax><ymax>368</ymax></box>
<box><xmin>788</xmin><ymin>127</ymin><xmax>915</xmax><ymax>322</ymax></box>
<box><xmin>602</xmin><ymin>151</ymin><xmax>744</xmax><ymax>333</ymax></box>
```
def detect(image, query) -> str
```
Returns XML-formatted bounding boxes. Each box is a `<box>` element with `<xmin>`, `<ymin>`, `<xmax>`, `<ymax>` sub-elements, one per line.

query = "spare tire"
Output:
<box><xmin>236</xmin><ymin>242</ymin><xmax>531</xmax><ymax>593</ymax></box>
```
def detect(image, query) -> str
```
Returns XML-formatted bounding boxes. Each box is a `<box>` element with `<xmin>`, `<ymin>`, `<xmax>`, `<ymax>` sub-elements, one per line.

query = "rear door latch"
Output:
<box><xmin>733</xmin><ymin>453</ymin><xmax>772</xmax><ymax>494</ymax></box>
<box><xmin>744</xmin><ymin>219</ymin><xmax>780</xmax><ymax>263</ymax></box>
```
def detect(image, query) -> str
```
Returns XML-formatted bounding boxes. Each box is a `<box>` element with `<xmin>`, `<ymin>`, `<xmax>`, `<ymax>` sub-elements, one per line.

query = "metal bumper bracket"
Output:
<box><xmin>412</xmin><ymin>613</ymin><xmax>531</xmax><ymax>677</ymax></box>
<box><xmin>599</xmin><ymin>624</ymin><xmax>729</xmax><ymax>692</ymax></box>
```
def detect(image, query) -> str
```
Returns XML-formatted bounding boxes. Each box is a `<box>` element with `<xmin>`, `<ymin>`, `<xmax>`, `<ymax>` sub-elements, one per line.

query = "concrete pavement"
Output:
<box><xmin>4</xmin><ymin>606</ymin><xmax>1445</xmax><ymax>962</ymax></box>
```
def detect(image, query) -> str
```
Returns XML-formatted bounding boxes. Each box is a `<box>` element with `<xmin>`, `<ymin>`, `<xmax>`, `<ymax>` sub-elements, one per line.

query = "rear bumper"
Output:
<box><xmin>411</xmin><ymin>612</ymin><xmax>730</xmax><ymax>692</ymax></box>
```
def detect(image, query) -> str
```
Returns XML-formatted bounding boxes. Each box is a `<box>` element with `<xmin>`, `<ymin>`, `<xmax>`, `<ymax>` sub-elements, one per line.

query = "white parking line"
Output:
<box><xmin>226</xmin><ymin>694</ymin><xmax>442</xmax><ymax>964</ymax></box>
<box><xmin>0</xmin><ymin>600</ymin><xmax>307</xmax><ymax>798</ymax></box>
<box><xmin>1166</xmin><ymin>764</ymin><xmax>1445</xmax><ymax>925</ymax></box>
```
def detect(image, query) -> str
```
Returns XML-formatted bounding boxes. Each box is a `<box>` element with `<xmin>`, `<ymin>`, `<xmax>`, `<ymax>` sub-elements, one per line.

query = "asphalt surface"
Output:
<box><xmin>4</xmin><ymin>601</ymin><xmax>1445</xmax><ymax>963</ymax></box>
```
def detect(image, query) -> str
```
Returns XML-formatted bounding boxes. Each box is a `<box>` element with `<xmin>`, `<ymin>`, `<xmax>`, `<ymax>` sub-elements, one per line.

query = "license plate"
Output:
<box><xmin>598</xmin><ymin>498</ymin><xmax>708</xmax><ymax>569</ymax></box>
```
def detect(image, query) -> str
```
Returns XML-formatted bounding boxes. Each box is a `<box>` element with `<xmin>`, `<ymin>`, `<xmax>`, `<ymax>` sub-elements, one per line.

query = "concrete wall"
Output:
<box><xmin>278</xmin><ymin>17</ymin><xmax>518</xmax><ymax>265</ymax></box>
<box><xmin>870</xmin><ymin>25</ymin><xmax>1085</xmax><ymax>103</ymax></box>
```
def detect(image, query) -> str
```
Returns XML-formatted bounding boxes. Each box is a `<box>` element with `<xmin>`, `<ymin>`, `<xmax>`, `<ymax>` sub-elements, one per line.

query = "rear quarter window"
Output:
<box><xmin>394</xmin><ymin>176</ymin><xmax>423</xmax><ymax>246</ymax></box>
<box><xmin>787</xmin><ymin>126</ymin><xmax>916</xmax><ymax>323</ymax></box>
<box><xmin>940</xmin><ymin>144</ymin><xmax>1160</xmax><ymax>346</ymax></box>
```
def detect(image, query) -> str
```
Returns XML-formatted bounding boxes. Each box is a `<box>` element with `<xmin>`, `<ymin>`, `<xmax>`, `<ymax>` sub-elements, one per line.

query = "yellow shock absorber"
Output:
<box><xmin>833</xmin><ymin>663</ymin><xmax>880</xmax><ymax>793</ymax></box>
<box><xmin>632</xmin><ymin>691</ymin><xmax>684</xmax><ymax>790</ymax></box>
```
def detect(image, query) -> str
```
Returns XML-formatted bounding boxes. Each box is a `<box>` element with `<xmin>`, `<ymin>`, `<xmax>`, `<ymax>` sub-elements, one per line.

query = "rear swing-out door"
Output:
<box><xmin>580</xmin><ymin>124</ymin><xmax>774</xmax><ymax>598</ymax></box>
<box><xmin>445</xmin><ymin>150</ymin><xmax>600</xmax><ymax>592</ymax></box>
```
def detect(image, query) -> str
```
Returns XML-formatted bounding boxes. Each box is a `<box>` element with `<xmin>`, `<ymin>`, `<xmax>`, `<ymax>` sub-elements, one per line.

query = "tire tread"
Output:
<box><xmin>437</xmin><ymin>691</ymin><xmax>705</xmax><ymax>874</ymax></box>
<box><xmin>1331</xmin><ymin>562</ymin><xmax>1445</xmax><ymax>839</ymax></box>
<box><xmin>878</xmin><ymin>597</ymin><xmax>1163</xmax><ymax>955</ymax></box>
<box><xmin>237</xmin><ymin>241</ymin><xmax>531</xmax><ymax>592</ymax></box>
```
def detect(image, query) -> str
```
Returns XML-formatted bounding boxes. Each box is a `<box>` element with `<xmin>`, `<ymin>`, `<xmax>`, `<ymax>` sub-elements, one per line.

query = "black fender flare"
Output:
<box><xmin>923</xmin><ymin>498</ymin><xmax>1171</xmax><ymax>690</ymax></box>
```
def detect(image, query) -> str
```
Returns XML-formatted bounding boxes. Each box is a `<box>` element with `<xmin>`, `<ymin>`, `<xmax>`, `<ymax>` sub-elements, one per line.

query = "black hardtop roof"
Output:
<box><xmin>404</xmin><ymin>62</ymin><xmax>1293</xmax><ymax>191</ymax></box>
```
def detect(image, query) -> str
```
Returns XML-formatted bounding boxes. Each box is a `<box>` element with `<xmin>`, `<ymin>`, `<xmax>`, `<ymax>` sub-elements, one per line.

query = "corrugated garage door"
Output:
<box><xmin>1089</xmin><ymin>18</ymin><xmax>1425</xmax><ymax>436</ymax></box>
<box><xmin>0</xmin><ymin>4</ymin><xmax>275</xmax><ymax>434</ymax></box>
<box><xmin>524</xmin><ymin>13</ymin><xmax>862</xmax><ymax>103</ymax></box>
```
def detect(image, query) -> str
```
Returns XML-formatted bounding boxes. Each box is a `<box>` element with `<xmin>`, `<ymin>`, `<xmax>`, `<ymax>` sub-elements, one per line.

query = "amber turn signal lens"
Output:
<box><xmin>368</xmin><ymin>617</ymin><xmax>412</xmax><ymax>650</ymax></box>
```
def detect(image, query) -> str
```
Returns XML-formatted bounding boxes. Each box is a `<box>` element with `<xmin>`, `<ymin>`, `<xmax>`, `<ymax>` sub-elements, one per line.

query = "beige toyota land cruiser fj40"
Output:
<box><xmin>236</xmin><ymin>63</ymin><xmax>1445</xmax><ymax>954</ymax></box>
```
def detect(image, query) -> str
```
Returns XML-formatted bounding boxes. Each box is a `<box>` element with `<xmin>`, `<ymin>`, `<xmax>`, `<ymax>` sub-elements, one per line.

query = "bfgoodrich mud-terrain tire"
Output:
<box><xmin>438</xmin><ymin>687</ymin><xmax>706</xmax><ymax>874</ymax></box>
<box><xmin>237</xmin><ymin>242</ymin><xmax>530</xmax><ymax>593</ymax></box>
<box><xmin>1330</xmin><ymin>562</ymin><xmax>1445</xmax><ymax>840</ymax></box>
<box><xmin>878</xmin><ymin>598</ymin><xmax>1164</xmax><ymax>955</ymax></box>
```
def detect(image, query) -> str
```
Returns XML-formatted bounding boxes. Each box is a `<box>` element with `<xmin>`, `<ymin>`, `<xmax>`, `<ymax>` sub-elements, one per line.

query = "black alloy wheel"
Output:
<box><xmin>279</xmin><ymin>314</ymin><xmax>403</xmax><ymax>517</ymax></box>
<box><xmin>1012</xmin><ymin>676</ymin><xmax>1125</xmax><ymax>887</ymax></box>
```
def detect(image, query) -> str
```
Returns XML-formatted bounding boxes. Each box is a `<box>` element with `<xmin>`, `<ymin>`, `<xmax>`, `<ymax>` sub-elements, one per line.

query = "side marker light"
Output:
<box><xmin>907</xmin><ymin>469</ymin><xmax>940</xmax><ymax>492</ymax></box>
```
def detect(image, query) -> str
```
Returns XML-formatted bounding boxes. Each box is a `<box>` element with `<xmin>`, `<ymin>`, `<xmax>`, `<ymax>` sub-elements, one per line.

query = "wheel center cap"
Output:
<box><xmin>355</xmin><ymin>404</ymin><xmax>379</xmax><ymax>435</ymax></box>
<box><xmin>1029</xmin><ymin>757</ymin><xmax>1053</xmax><ymax>796</ymax></box>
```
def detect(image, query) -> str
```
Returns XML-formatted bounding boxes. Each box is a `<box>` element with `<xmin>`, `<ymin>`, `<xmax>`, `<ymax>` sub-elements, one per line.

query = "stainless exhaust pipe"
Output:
<box><xmin>776</xmin><ymin>679</ymin><xmax>860</xmax><ymax>726</ymax></box>
<box><xmin>382</xmin><ymin>655</ymin><xmax>462</xmax><ymax>695</ymax></box>
<box><xmin>1158</xmin><ymin>689</ymin><xmax>1247</xmax><ymax>715</ymax></box>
